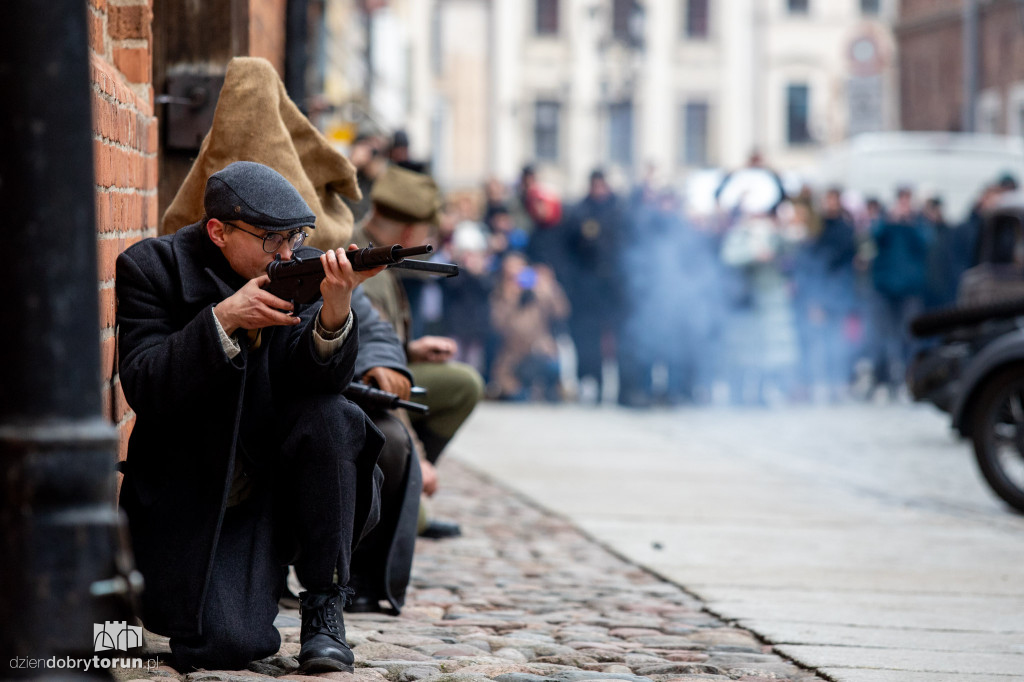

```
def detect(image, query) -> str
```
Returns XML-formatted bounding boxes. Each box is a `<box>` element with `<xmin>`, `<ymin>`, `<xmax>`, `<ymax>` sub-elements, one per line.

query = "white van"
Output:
<box><xmin>811</xmin><ymin>132</ymin><xmax>1024</xmax><ymax>222</ymax></box>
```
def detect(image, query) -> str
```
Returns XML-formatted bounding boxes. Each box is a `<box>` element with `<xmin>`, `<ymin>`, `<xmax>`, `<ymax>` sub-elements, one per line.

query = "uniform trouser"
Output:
<box><xmin>170</xmin><ymin>396</ymin><xmax>373</xmax><ymax>671</ymax></box>
<box><xmin>408</xmin><ymin>361</ymin><xmax>483</xmax><ymax>463</ymax></box>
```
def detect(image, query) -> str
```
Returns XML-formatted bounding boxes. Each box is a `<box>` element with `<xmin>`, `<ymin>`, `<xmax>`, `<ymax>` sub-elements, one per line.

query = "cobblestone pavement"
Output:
<box><xmin>119</xmin><ymin>460</ymin><xmax>823</xmax><ymax>682</ymax></box>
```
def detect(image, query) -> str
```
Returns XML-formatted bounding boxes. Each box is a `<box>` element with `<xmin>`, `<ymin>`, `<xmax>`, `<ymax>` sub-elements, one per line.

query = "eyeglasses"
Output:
<box><xmin>224</xmin><ymin>222</ymin><xmax>308</xmax><ymax>253</ymax></box>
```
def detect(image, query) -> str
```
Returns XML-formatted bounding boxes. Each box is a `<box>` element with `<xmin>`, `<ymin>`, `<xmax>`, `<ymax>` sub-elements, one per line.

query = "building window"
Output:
<box><xmin>608</xmin><ymin>100</ymin><xmax>634</xmax><ymax>167</ymax></box>
<box><xmin>534</xmin><ymin>100</ymin><xmax>561</xmax><ymax>161</ymax></box>
<box><xmin>860</xmin><ymin>0</ymin><xmax>880</xmax><ymax>15</ymax></box>
<box><xmin>787</xmin><ymin>0</ymin><xmax>809</xmax><ymax>14</ymax></box>
<box><xmin>787</xmin><ymin>83</ymin><xmax>812</xmax><ymax>144</ymax></box>
<box><xmin>679</xmin><ymin>101</ymin><xmax>710</xmax><ymax>167</ymax></box>
<box><xmin>536</xmin><ymin>0</ymin><xmax>559</xmax><ymax>35</ymax></box>
<box><xmin>684</xmin><ymin>0</ymin><xmax>709</xmax><ymax>39</ymax></box>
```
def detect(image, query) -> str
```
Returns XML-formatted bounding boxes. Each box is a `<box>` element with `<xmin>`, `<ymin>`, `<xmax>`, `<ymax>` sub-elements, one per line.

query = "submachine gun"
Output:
<box><xmin>264</xmin><ymin>243</ymin><xmax>459</xmax><ymax>305</ymax></box>
<box><xmin>343</xmin><ymin>383</ymin><xmax>430</xmax><ymax>415</ymax></box>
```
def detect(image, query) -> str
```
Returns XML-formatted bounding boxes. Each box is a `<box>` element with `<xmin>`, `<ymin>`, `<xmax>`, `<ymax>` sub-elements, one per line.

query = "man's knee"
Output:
<box><xmin>283</xmin><ymin>394</ymin><xmax>375</xmax><ymax>463</ymax></box>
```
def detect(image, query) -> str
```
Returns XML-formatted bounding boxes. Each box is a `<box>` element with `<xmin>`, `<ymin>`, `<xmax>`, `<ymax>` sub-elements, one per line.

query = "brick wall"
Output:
<box><xmin>88</xmin><ymin>0</ymin><xmax>158</xmax><ymax>464</ymax></box>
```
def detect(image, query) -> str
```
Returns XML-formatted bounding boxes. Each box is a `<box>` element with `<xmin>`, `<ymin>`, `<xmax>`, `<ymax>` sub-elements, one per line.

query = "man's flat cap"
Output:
<box><xmin>204</xmin><ymin>161</ymin><xmax>316</xmax><ymax>231</ymax></box>
<box><xmin>371</xmin><ymin>165</ymin><xmax>440</xmax><ymax>225</ymax></box>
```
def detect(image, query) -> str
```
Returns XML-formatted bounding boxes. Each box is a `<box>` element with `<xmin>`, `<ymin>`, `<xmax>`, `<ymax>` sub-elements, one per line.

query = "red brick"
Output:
<box><xmin>89</xmin><ymin>0</ymin><xmax>107</xmax><ymax>12</ymax></box>
<box><xmin>101</xmin><ymin>385</ymin><xmax>113</xmax><ymax>422</ymax></box>
<box><xmin>95</xmin><ymin>191</ymin><xmax>112</xmax><ymax>232</ymax></box>
<box><xmin>114</xmin><ymin>380</ymin><xmax>131</xmax><ymax>423</ymax></box>
<box><xmin>94</xmin><ymin>139</ymin><xmax>113</xmax><ymax>187</ymax></box>
<box><xmin>145</xmin><ymin>118</ymin><xmax>157</xmax><ymax>152</ymax></box>
<box><xmin>109</xmin><ymin>4</ymin><xmax>152</xmax><ymax>41</ymax></box>
<box><xmin>112</xmin><ymin>47</ymin><xmax>151</xmax><ymax>85</ymax></box>
<box><xmin>100</xmin><ymin>335</ymin><xmax>116</xmax><ymax>383</ymax></box>
<box><xmin>146</xmin><ymin>194</ymin><xmax>159</xmax><ymax>229</ymax></box>
<box><xmin>99</xmin><ymin>286</ymin><xmax>117</xmax><ymax>329</ymax></box>
<box><xmin>144</xmin><ymin>155</ymin><xmax>158</xmax><ymax>189</ymax></box>
<box><xmin>96</xmin><ymin>235</ymin><xmax>124</xmax><ymax>282</ymax></box>
<box><xmin>89</xmin><ymin>10</ymin><xmax>106</xmax><ymax>56</ymax></box>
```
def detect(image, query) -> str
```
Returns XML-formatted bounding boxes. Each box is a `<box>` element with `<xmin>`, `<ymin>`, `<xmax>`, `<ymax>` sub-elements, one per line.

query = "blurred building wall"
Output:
<box><xmin>897</xmin><ymin>0</ymin><xmax>1024</xmax><ymax>135</ymax></box>
<box><xmin>316</xmin><ymin>0</ymin><xmax>899</xmax><ymax>196</ymax></box>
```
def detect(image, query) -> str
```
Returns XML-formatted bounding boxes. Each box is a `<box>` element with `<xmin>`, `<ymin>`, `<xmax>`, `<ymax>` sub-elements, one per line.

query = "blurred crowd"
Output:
<box><xmin>349</xmin><ymin>131</ymin><xmax>1021</xmax><ymax>408</ymax></box>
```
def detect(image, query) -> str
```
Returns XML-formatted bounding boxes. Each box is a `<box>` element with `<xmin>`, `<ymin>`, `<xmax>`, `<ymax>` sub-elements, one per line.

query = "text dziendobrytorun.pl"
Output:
<box><xmin>8</xmin><ymin>656</ymin><xmax>153</xmax><ymax>673</ymax></box>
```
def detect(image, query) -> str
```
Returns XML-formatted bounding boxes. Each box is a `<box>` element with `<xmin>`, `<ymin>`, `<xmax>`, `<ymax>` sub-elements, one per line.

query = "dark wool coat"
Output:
<box><xmin>115</xmin><ymin>223</ymin><xmax>383</xmax><ymax>638</ymax></box>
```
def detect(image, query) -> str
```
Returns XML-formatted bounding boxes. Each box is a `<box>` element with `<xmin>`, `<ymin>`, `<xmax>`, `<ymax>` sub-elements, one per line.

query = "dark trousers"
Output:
<box><xmin>170</xmin><ymin>396</ymin><xmax>373</xmax><ymax>671</ymax></box>
<box><xmin>349</xmin><ymin>411</ymin><xmax>421</xmax><ymax>611</ymax></box>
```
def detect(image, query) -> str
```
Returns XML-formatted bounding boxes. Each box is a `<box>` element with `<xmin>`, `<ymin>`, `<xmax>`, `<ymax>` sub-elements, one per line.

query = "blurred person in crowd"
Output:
<box><xmin>483</xmin><ymin>177</ymin><xmax>511</xmax><ymax>228</ymax></box>
<box><xmin>561</xmin><ymin>168</ymin><xmax>626</xmax><ymax>404</ymax></box>
<box><xmin>440</xmin><ymin>221</ymin><xmax>495</xmax><ymax>377</ymax></box>
<box><xmin>870</xmin><ymin>186</ymin><xmax>931</xmax><ymax>398</ymax></box>
<box><xmin>791</xmin><ymin>188</ymin><xmax>858</xmax><ymax>402</ymax></box>
<box><xmin>388</xmin><ymin>129</ymin><xmax>410</xmax><ymax>165</ymax></box>
<box><xmin>922</xmin><ymin>196</ymin><xmax>958</xmax><ymax>311</ymax></box>
<box><xmin>487</xmin><ymin>203</ymin><xmax>530</xmax><ymax>255</ymax></box>
<box><xmin>517</xmin><ymin>164</ymin><xmax>567</xmax><ymax>273</ymax></box>
<box><xmin>716</xmin><ymin>154</ymin><xmax>798</xmax><ymax>405</ymax></box>
<box><xmin>489</xmin><ymin>252</ymin><xmax>570</xmax><ymax>401</ymax></box>
<box><xmin>955</xmin><ymin>175</ymin><xmax>1019</xmax><ymax>277</ymax></box>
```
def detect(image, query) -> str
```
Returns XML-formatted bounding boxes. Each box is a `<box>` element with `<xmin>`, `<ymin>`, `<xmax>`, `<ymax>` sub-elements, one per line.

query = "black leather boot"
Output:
<box><xmin>297</xmin><ymin>585</ymin><xmax>355</xmax><ymax>674</ymax></box>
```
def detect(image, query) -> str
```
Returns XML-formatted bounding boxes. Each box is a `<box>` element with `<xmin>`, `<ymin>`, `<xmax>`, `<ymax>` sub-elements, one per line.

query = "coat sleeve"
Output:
<box><xmin>351</xmin><ymin>287</ymin><xmax>411</xmax><ymax>381</ymax></box>
<box><xmin>276</xmin><ymin>302</ymin><xmax>360</xmax><ymax>395</ymax></box>
<box><xmin>116</xmin><ymin>247</ymin><xmax>246</xmax><ymax>417</ymax></box>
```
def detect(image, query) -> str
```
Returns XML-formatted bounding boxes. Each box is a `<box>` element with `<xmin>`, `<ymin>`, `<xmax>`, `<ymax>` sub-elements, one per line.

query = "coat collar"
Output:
<box><xmin>172</xmin><ymin>221</ymin><xmax>248</xmax><ymax>305</ymax></box>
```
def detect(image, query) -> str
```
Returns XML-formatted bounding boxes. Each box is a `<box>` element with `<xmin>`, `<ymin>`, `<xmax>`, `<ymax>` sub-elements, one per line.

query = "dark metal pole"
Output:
<box><xmin>962</xmin><ymin>0</ymin><xmax>979</xmax><ymax>133</ymax></box>
<box><xmin>0</xmin><ymin>0</ymin><xmax>137</xmax><ymax>675</ymax></box>
<box><xmin>285</xmin><ymin>0</ymin><xmax>310</xmax><ymax>114</ymax></box>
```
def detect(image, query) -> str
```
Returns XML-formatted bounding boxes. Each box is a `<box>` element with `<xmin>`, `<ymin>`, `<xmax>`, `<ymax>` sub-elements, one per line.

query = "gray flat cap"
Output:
<box><xmin>204</xmin><ymin>161</ymin><xmax>316</xmax><ymax>231</ymax></box>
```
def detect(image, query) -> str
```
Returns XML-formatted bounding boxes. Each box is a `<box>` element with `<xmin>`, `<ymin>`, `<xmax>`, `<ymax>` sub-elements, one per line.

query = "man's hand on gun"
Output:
<box><xmin>213</xmin><ymin>277</ymin><xmax>301</xmax><ymax>334</ymax></box>
<box><xmin>362</xmin><ymin>367</ymin><xmax>412</xmax><ymax>401</ymax></box>
<box><xmin>318</xmin><ymin>244</ymin><xmax>386</xmax><ymax>331</ymax></box>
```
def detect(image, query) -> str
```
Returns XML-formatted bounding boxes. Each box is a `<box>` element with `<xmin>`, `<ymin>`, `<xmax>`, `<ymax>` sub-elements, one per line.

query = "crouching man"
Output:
<box><xmin>116</xmin><ymin>161</ymin><xmax>386</xmax><ymax>674</ymax></box>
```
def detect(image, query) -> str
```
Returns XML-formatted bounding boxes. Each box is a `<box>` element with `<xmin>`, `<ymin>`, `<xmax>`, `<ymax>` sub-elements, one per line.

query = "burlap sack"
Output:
<box><xmin>161</xmin><ymin>57</ymin><xmax>360</xmax><ymax>250</ymax></box>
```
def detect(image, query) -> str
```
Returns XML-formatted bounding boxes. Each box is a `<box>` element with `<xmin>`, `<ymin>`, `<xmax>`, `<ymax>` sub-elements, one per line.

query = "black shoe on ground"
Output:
<box><xmin>345</xmin><ymin>593</ymin><xmax>384</xmax><ymax>613</ymax></box>
<box><xmin>297</xmin><ymin>585</ymin><xmax>354</xmax><ymax>674</ymax></box>
<box><xmin>419</xmin><ymin>519</ymin><xmax>462</xmax><ymax>539</ymax></box>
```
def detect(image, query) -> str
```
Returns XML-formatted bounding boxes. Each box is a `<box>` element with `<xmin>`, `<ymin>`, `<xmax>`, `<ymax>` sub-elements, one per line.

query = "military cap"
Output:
<box><xmin>371</xmin><ymin>165</ymin><xmax>440</xmax><ymax>225</ymax></box>
<box><xmin>204</xmin><ymin>161</ymin><xmax>316</xmax><ymax>231</ymax></box>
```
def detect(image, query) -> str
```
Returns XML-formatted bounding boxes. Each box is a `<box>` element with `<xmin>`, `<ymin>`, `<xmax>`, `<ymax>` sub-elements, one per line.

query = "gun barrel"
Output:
<box><xmin>347</xmin><ymin>244</ymin><xmax>433</xmax><ymax>270</ymax></box>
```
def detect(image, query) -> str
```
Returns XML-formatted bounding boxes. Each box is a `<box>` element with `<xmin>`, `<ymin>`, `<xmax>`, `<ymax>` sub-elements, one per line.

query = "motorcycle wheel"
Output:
<box><xmin>971</xmin><ymin>365</ymin><xmax>1024</xmax><ymax>512</ymax></box>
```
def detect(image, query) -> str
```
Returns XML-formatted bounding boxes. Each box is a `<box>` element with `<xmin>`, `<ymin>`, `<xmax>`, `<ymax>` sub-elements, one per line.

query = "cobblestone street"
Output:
<box><xmin>123</xmin><ymin>459</ymin><xmax>820</xmax><ymax>682</ymax></box>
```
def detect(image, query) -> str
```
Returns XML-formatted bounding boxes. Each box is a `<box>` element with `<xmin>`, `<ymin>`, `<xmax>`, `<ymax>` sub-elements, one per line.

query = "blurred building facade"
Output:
<box><xmin>897</xmin><ymin>0</ymin><xmax>1024</xmax><ymax>135</ymax></box>
<box><xmin>314</xmin><ymin>0</ymin><xmax>899</xmax><ymax>193</ymax></box>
